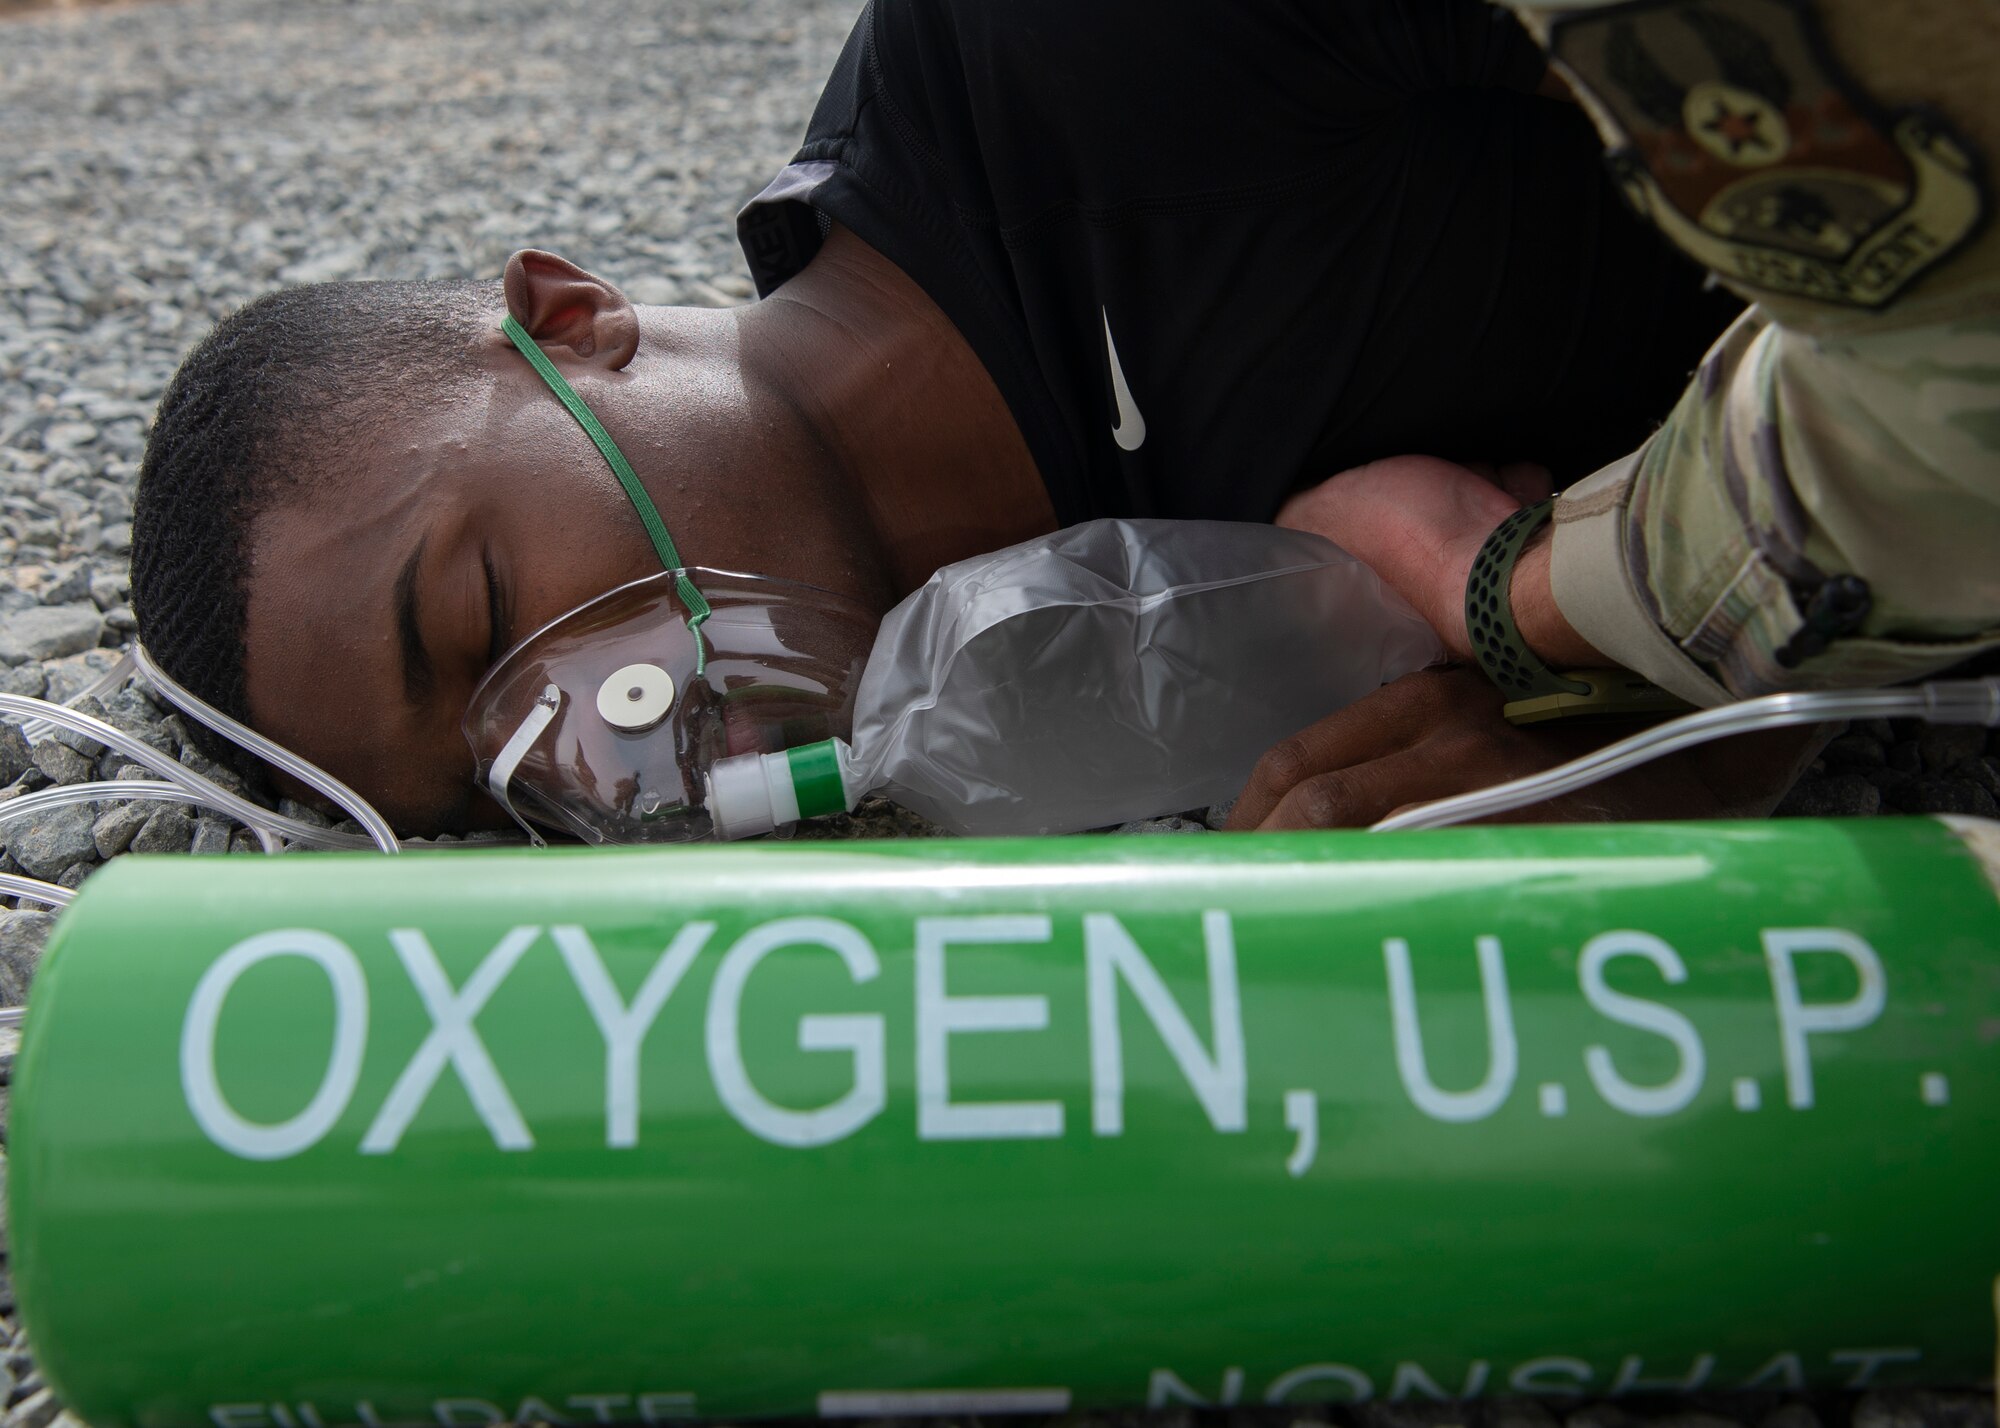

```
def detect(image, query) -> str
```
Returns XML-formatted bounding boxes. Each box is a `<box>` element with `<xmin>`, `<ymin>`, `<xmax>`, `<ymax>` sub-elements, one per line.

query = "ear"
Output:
<box><xmin>502</xmin><ymin>249</ymin><xmax>640</xmax><ymax>370</ymax></box>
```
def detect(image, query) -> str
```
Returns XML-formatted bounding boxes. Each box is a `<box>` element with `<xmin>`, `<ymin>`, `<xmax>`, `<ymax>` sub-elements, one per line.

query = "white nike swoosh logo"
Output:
<box><xmin>1102</xmin><ymin>308</ymin><xmax>1146</xmax><ymax>452</ymax></box>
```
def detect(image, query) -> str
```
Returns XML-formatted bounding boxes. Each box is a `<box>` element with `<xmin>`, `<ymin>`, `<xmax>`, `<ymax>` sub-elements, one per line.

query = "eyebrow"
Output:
<box><xmin>395</xmin><ymin>535</ymin><xmax>437</xmax><ymax>707</ymax></box>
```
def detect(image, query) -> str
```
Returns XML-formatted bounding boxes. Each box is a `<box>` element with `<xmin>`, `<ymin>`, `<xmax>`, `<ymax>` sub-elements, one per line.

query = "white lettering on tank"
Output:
<box><xmin>706</xmin><ymin>916</ymin><xmax>885</xmax><ymax>1147</ymax></box>
<box><xmin>1145</xmin><ymin>1369</ymin><xmax>1243</xmax><ymax>1409</ymax></box>
<box><xmin>635</xmin><ymin>1394</ymin><xmax>697</xmax><ymax>1422</ymax></box>
<box><xmin>1580</xmin><ymin>931</ymin><xmax>1705</xmax><ymax>1117</ymax></box>
<box><xmin>1831</xmin><ymin>1347</ymin><xmax>1921</xmax><ymax>1387</ymax></box>
<box><xmin>1387</xmin><ymin>1360</ymin><xmax>1491</xmax><ymax>1401</ymax></box>
<box><xmin>1085</xmin><ymin>911</ymin><xmax>1245</xmax><ymax>1135</ymax></box>
<box><xmin>1610</xmin><ymin>1353</ymin><xmax>1714</xmax><ymax>1394</ymax></box>
<box><xmin>1506</xmin><ymin>1357</ymin><xmax>1593</xmax><ymax>1395</ymax></box>
<box><xmin>1384</xmin><ymin>935</ymin><xmax>1517</xmax><ymax>1123</ymax></box>
<box><xmin>361</xmin><ymin>926</ymin><xmax>539</xmax><ymax>1154</ymax></box>
<box><xmin>915</xmin><ymin>916</ymin><xmax>1062</xmax><ymax>1140</ymax></box>
<box><xmin>182</xmin><ymin>930</ymin><xmax>369</xmax><ymax>1161</ymax></box>
<box><xmin>553</xmin><ymin>923</ymin><xmax>716</xmax><ymax>1148</ymax></box>
<box><xmin>1263</xmin><ymin>1364</ymin><xmax>1373</xmax><ymax>1404</ymax></box>
<box><xmin>209</xmin><ymin>1407</ymin><xmax>272</xmax><ymax>1428</ymax></box>
<box><xmin>1763</xmin><ymin>928</ymin><xmax>1886</xmax><ymax>1109</ymax></box>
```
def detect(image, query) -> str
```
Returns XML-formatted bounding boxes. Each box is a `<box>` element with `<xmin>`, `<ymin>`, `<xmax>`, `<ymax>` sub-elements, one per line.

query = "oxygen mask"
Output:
<box><xmin>446</xmin><ymin>313</ymin><xmax>882</xmax><ymax>844</ymax></box>
<box><xmin>463</xmin><ymin>568</ymin><xmax>873</xmax><ymax>844</ymax></box>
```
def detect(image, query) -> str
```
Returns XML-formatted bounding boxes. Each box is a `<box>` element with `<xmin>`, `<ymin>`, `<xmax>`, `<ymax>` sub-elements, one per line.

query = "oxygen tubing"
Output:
<box><xmin>0</xmin><ymin>780</ymin><xmax>284</xmax><ymax>853</ymax></box>
<box><xmin>132</xmin><ymin>647</ymin><xmax>400</xmax><ymax>853</ymax></box>
<box><xmin>0</xmin><ymin>695</ymin><xmax>374</xmax><ymax>854</ymax></box>
<box><xmin>1375</xmin><ymin>677</ymin><xmax>2000</xmax><ymax>832</ymax></box>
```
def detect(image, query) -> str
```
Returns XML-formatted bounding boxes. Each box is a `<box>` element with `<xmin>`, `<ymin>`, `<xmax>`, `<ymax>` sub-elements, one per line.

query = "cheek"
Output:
<box><xmin>499</xmin><ymin>505</ymin><xmax>664</xmax><ymax>639</ymax></box>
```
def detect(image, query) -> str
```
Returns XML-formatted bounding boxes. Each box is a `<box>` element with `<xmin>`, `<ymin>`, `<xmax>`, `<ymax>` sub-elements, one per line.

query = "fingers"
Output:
<box><xmin>1226</xmin><ymin>668</ymin><xmax>1500</xmax><ymax>829</ymax></box>
<box><xmin>1257</xmin><ymin>748</ymin><xmax>1477</xmax><ymax>830</ymax></box>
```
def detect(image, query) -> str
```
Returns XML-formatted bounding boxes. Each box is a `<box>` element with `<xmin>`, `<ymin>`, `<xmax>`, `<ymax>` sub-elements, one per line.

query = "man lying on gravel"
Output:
<box><xmin>133</xmin><ymin>0</ymin><xmax>1807</xmax><ymax>837</ymax></box>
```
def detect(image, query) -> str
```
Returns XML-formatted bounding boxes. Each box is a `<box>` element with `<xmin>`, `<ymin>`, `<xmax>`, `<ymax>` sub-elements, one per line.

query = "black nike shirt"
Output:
<box><xmin>737</xmin><ymin>0</ymin><xmax>1741</xmax><ymax>525</ymax></box>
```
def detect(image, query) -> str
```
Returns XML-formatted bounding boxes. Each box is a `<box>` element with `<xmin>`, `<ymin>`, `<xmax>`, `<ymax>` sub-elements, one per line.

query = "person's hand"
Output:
<box><xmin>1227</xmin><ymin>665</ymin><xmax>1828</xmax><ymax>830</ymax></box>
<box><xmin>1274</xmin><ymin>455</ymin><xmax>1555</xmax><ymax>661</ymax></box>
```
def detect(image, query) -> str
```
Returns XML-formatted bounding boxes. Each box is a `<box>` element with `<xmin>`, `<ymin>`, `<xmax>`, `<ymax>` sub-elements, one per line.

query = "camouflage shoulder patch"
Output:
<box><xmin>1550</xmin><ymin>0</ymin><xmax>1989</xmax><ymax>309</ymax></box>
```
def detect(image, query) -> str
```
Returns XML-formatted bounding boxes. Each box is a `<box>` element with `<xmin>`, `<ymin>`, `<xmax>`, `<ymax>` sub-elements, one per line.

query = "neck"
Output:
<box><xmin>735</xmin><ymin>225</ymin><xmax>1055</xmax><ymax>594</ymax></box>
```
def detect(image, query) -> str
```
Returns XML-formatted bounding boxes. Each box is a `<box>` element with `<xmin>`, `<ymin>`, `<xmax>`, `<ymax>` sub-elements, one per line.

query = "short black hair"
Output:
<box><xmin>132</xmin><ymin>280</ymin><xmax>494</xmax><ymax>732</ymax></box>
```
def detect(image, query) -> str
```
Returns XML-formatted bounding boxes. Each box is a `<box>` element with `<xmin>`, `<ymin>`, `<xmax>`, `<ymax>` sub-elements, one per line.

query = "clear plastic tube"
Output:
<box><xmin>133</xmin><ymin>647</ymin><xmax>400</xmax><ymax>854</ymax></box>
<box><xmin>0</xmin><ymin>694</ymin><xmax>373</xmax><ymax>853</ymax></box>
<box><xmin>1373</xmin><ymin>678</ymin><xmax>2000</xmax><ymax>832</ymax></box>
<box><xmin>18</xmin><ymin>650</ymin><xmax>135</xmax><ymax>743</ymax></box>
<box><xmin>0</xmin><ymin>873</ymin><xmax>73</xmax><ymax>909</ymax></box>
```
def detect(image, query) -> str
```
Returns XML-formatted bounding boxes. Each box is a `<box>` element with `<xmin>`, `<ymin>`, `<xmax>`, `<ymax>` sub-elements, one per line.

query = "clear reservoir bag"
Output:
<box><xmin>710</xmin><ymin>519</ymin><xmax>1444</xmax><ymax>837</ymax></box>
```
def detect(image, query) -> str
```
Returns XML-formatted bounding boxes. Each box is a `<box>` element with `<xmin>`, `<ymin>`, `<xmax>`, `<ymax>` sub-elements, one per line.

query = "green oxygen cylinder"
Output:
<box><xmin>11</xmin><ymin>819</ymin><xmax>2000</xmax><ymax>1428</ymax></box>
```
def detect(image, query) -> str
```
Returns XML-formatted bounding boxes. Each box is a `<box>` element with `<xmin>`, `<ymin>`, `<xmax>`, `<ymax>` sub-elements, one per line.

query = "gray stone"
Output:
<box><xmin>41</xmin><ymin>649</ymin><xmax>122</xmax><ymax>702</ymax></box>
<box><xmin>6</xmin><ymin>804</ymin><xmax>97</xmax><ymax>880</ymax></box>
<box><xmin>0</xmin><ymin>606</ymin><xmax>101</xmax><ymax>666</ymax></box>
<box><xmin>0</xmin><ymin>728</ymin><xmax>27</xmax><ymax>788</ymax></box>
<box><xmin>0</xmin><ymin>669</ymin><xmax>43</xmax><ymax>701</ymax></box>
<box><xmin>128</xmin><ymin>807</ymin><xmax>194</xmax><ymax>856</ymax></box>
<box><xmin>1819</xmin><ymin>731</ymin><xmax>1885</xmax><ymax>771</ymax></box>
<box><xmin>179</xmin><ymin>746</ymin><xmax>252</xmax><ymax>798</ymax></box>
<box><xmin>1114</xmin><ymin>815</ymin><xmax>1209</xmax><ymax>834</ymax></box>
<box><xmin>8</xmin><ymin>1386</ymin><xmax>58</xmax><ymax>1428</ymax></box>
<box><xmin>87</xmin><ymin>571</ymin><xmax>128</xmax><ymax>611</ymax></box>
<box><xmin>1918</xmin><ymin>724</ymin><xmax>1987</xmax><ymax>774</ymax></box>
<box><xmin>94</xmin><ymin>521</ymin><xmax>133</xmax><ymax>554</ymax></box>
<box><xmin>1564</xmin><ymin>1408</ymin><xmax>1640</xmax><ymax>1428</ymax></box>
<box><xmin>1885</xmin><ymin>739</ymin><xmax>1923</xmax><ymax>774</ymax></box>
<box><xmin>33</xmin><ymin>563</ymin><xmax>89</xmax><ymax>607</ymax></box>
<box><xmin>0</xmin><ymin>915</ymin><xmax>53</xmax><ymax>1006</ymax></box>
<box><xmin>1773</xmin><ymin>772</ymin><xmax>1881</xmax><ymax>818</ymax></box>
<box><xmin>1852</xmin><ymin>1391</ymin><xmax>1992</xmax><ymax>1428</ymax></box>
<box><xmin>1966</xmin><ymin>756</ymin><xmax>2000</xmax><ymax>799</ymax></box>
<box><xmin>53</xmin><ymin>862</ymin><xmax>93</xmax><ymax>892</ymax></box>
<box><xmin>0</xmin><ymin>774</ymin><xmax>47</xmax><ymax>807</ymax></box>
<box><xmin>1203</xmin><ymin>798</ymin><xmax>1238</xmax><ymax>830</ymax></box>
<box><xmin>190</xmin><ymin>817</ymin><xmax>233</xmax><ymax>855</ymax></box>
<box><xmin>48</xmin><ymin>697</ymin><xmax>106</xmax><ymax>758</ymax></box>
<box><xmin>91</xmin><ymin>800</ymin><xmax>153</xmax><ymax>858</ymax></box>
<box><xmin>0</xmin><ymin>1026</ymin><xmax>19</xmax><ymax>1084</ymax></box>
<box><xmin>1486</xmin><ymin>1405</ymin><xmax>1561</xmax><ymax>1428</ymax></box>
<box><xmin>1863</xmin><ymin>766</ymin><xmax>1920</xmax><ymax>809</ymax></box>
<box><xmin>277</xmin><ymin>796</ymin><xmax>332</xmax><ymax>829</ymax></box>
<box><xmin>28</xmin><ymin>741</ymin><xmax>93</xmax><ymax>787</ymax></box>
<box><xmin>1902</xmin><ymin>779</ymin><xmax>1999</xmax><ymax>817</ymax></box>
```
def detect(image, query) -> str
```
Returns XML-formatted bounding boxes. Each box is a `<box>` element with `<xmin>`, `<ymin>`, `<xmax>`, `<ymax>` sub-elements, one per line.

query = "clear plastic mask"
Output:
<box><xmin>463</xmin><ymin>569</ymin><xmax>875</xmax><ymax>844</ymax></box>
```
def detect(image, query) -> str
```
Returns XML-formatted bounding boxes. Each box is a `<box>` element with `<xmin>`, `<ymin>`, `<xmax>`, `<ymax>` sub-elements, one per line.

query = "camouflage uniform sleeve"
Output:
<box><xmin>1550</xmin><ymin>299</ymin><xmax>2000</xmax><ymax>704</ymax></box>
<box><xmin>1504</xmin><ymin>0</ymin><xmax>2000</xmax><ymax>702</ymax></box>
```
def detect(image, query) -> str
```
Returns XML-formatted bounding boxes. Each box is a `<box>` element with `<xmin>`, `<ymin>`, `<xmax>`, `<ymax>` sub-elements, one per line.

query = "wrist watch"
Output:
<box><xmin>1464</xmin><ymin>499</ymin><xmax>1689</xmax><ymax>726</ymax></box>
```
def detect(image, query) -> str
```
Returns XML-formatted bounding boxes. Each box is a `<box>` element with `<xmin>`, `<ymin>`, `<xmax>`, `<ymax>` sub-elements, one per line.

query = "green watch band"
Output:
<box><xmin>1465</xmin><ymin>498</ymin><xmax>1593</xmax><ymax>700</ymax></box>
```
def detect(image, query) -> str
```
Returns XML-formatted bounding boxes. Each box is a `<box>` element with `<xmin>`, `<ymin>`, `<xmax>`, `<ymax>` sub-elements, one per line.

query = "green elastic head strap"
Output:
<box><xmin>500</xmin><ymin>314</ymin><xmax>711</xmax><ymax>673</ymax></box>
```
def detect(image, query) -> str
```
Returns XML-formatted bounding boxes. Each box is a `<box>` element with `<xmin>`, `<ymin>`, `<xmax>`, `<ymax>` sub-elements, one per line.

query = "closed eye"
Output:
<box><xmin>483</xmin><ymin>548</ymin><xmax>511</xmax><ymax>666</ymax></box>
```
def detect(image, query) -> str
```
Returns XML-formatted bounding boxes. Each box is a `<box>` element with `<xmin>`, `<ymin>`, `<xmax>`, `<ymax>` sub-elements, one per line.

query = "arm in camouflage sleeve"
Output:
<box><xmin>1505</xmin><ymin>0</ymin><xmax>2000</xmax><ymax>703</ymax></box>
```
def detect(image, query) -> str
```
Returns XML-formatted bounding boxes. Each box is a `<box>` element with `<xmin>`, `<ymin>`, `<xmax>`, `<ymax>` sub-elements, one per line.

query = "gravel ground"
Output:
<box><xmin>0</xmin><ymin>2</ymin><xmax>1995</xmax><ymax>1426</ymax></box>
